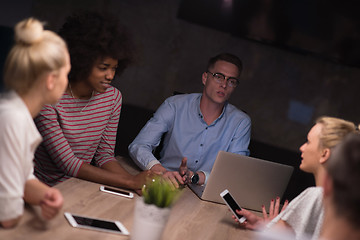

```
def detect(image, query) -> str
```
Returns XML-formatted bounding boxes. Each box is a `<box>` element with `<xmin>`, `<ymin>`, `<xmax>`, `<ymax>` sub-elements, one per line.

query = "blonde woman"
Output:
<box><xmin>236</xmin><ymin>117</ymin><xmax>356</xmax><ymax>239</ymax></box>
<box><xmin>0</xmin><ymin>18</ymin><xmax>70</xmax><ymax>228</ymax></box>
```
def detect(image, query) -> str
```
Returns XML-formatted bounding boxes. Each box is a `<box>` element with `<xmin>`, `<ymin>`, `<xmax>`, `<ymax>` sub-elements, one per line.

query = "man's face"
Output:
<box><xmin>202</xmin><ymin>60</ymin><xmax>240</xmax><ymax>105</ymax></box>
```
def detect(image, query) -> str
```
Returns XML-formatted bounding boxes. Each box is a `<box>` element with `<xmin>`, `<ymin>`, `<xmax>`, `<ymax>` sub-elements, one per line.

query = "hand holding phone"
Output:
<box><xmin>99</xmin><ymin>186</ymin><xmax>134</xmax><ymax>199</ymax></box>
<box><xmin>220</xmin><ymin>189</ymin><xmax>246</xmax><ymax>223</ymax></box>
<box><xmin>64</xmin><ymin>212</ymin><xmax>129</xmax><ymax>235</ymax></box>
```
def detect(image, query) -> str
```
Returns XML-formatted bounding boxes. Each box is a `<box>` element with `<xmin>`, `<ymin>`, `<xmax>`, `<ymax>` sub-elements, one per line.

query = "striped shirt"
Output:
<box><xmin>34</xmin><ymin>86</ymin><xmax>122</xmax><ymax>186</ymax></box>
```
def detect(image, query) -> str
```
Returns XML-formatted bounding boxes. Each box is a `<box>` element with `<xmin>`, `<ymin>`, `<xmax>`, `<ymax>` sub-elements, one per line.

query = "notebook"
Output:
<box><xmin>188</xmin><ymin>151</ymin><xmax>294</xmax><ymax>212</ymax></box>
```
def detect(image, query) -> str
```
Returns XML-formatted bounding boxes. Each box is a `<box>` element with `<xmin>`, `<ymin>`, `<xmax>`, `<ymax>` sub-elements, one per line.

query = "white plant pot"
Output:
<box><xmin>131</xmin><ymin>197</ymin><xmax>171</xmax><ymax>240</ymax></box>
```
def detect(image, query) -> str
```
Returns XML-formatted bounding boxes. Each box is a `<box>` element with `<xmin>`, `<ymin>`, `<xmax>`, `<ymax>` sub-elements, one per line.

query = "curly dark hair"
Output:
<box><xmin>58</xmin><ymin>11</ymin><xmax>134</xmax><ymax>82</ymax></box>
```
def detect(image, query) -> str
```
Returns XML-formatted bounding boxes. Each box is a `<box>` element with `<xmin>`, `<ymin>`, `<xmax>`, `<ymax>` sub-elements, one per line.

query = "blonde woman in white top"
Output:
<box><xmin>234</xmin><ymin>117</ymin><xmax>356</xmax><ymax>239</ymax></box>
<box><xmin>0</xmin><ymin>18</ymin><xmax>70</xmax><ymax>228</ymax></box>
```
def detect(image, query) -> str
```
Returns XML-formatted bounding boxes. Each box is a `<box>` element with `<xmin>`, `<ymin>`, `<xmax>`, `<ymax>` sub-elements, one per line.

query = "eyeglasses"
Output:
<box><xmin>206</xmin><ymin>71</ymin><xmax>239</xmax><ymax>88</ymax></box>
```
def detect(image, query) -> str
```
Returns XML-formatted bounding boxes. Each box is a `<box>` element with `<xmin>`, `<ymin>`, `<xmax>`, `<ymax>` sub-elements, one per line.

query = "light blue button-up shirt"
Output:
<box><xmin>129</xmin><ymin>93</ymin><xmax>251</xmax><ymax>180</ymax></box>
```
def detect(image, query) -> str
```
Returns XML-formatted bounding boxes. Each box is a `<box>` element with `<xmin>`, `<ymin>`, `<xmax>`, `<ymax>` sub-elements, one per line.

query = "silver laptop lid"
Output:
<box><xmin>190</xmin><ymin>151</ymin><xmax>294</xmax><ymax>212</ymax></box>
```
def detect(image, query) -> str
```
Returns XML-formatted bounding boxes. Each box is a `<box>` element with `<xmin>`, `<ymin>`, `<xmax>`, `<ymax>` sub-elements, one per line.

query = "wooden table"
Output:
<box><xmin>0</xmin><ymin>157</ymin><xmax>255</xmax><ymax>240</ymax></box>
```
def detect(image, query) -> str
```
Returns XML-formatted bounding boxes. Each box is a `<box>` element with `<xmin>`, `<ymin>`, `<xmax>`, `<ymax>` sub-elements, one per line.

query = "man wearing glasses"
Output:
<box><xmin>129</xmin><ymin>53</ymin><xmax>251</xmax><ymax>187</ymax></box>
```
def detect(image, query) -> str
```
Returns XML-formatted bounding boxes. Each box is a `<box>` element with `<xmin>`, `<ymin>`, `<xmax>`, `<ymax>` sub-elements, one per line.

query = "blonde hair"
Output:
<box><xmin>316</xmin><ymin>116</ymin><xmax>357</xmax><ymax>149</ymax></box>
<box><xmin>3</xmin><ymin>18</ymin><xmax>68</xmax><ymax>94</ymax></box>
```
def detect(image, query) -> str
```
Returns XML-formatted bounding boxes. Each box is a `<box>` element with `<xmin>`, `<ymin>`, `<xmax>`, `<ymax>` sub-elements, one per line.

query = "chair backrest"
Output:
<box><xmin>115</xmin><ymin>104</ymin><xmax>154</xmax><ymax>157</ymax></box>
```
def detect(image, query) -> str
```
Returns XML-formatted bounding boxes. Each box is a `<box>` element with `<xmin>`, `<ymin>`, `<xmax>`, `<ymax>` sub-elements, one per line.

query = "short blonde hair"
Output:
<box><xmin>4</xmin><ymin>18</ymin><xmax>68</xmax><ymax>94</ymax></box>
<box><xmin>316</xmin><ymin>116</ymin><xmax>357</xmax><ymax>149</ymax></box>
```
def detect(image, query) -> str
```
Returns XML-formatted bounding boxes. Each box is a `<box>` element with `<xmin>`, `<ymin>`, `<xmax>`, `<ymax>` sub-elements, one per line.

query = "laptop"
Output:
<box><xmin>188</xmin><ymin>151</ymin><xmax>294</xmax><ymax>212</ymax></box>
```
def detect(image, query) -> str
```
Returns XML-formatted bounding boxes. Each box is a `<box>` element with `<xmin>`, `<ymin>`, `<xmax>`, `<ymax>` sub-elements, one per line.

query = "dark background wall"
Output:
<box><xmin>1</xmin><ymin>0</ymin><xmax>360</xmax><ymax>199</ymax></box>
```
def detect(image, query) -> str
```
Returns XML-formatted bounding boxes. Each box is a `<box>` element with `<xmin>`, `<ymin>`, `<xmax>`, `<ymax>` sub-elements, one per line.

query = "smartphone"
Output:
<box><xmin>99</xmin><ymin>186</ymin><xmax>134</xmax><ymax>199</ymax></box>
<box><xmin>220</xmin><ymin>189</ymin><xmax>246</xmax><ymax>223</ymax></box>
<box><xmin>64</xmin><ymin>212</ymin><xmax>129</xmax><ymax>235</ymax></box>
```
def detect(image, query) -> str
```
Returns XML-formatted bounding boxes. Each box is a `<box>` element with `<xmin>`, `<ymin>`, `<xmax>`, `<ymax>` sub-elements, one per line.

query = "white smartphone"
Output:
<box><xmin>99</xmin><ymin>186</ymin><xmax>134</xmax><ymax>199</ymax></box>
<box><xmin>64</xmin><ymin>212</ymin><xmax>129</xmax><ymax>235</ymax></box>
<box><xmin>220</xmin><ymin>189</ymin><xmax>246</xmax><ymax>223</ymax></box>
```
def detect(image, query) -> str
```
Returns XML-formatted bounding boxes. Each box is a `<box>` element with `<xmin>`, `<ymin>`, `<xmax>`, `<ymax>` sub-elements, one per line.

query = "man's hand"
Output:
<box><xmin>179</xmin><ymin>157</ymin><xmax>188</xmax><ymax>177</ymax></box>
<box><xmin>151</xmin><ymin>164</ymin><xmax>167</xmax><ymax>175</ymax></box>
<box><xmin>132</xmin><ymin>170</ymin><xmax>155</xmax><ymax>190</ymax></box>
<box><xmin>162</xmin><ymin>171</ymin><xmax>184</xmax><ymax>188</ymax></box>
<box><xmin>179</xmin><ymin>157</ymin><xmax>193</xmax><ymax>184</ymax></box>
<box><xmin>40</xmin><ymin>188</ymin><xmax>63</xmax><ymax>220</ymax></box>
<box><xmin>150</xmin><ymin>163</ymin><xmax>184</xmax><ymax>188</ymax></box>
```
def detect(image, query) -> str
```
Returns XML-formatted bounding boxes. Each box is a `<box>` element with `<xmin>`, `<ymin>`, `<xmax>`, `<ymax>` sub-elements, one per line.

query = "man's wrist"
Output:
<box><xmin>198</xmin><ymin>171</ymin><xmax>206</xmax><ymax>185</ymax></box>
<box><xmin>190</xmin><ymin>172</ymin><xmax>200</xmax><ymax>184</ymax></box>
<box><xmin>191</xmin><ymin>171</ymin><xmax>205</xmax><ymax>185</ymax></box>
<box><xmin>146</xmin><ymin>159</ymin><xmax>162</xmax><ymax>170</ymax></box>
<box><xmin>150</xmin><ymin>163</ymin><xmax>167</xmax><ymax>174</ymax></box>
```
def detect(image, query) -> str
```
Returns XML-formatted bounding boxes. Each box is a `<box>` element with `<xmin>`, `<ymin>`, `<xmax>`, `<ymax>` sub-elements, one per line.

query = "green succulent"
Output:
<box><xmin>142</xmin><ymin>177</ymin><xmax>181</xmax><ymax>208</ymax></box>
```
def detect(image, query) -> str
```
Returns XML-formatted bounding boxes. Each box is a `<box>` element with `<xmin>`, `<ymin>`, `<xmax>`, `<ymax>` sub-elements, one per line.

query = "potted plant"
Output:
<box><xmin>131</xmin><ymin>177</ymin><xmax>181</xmax><ymax>240</ymax></box>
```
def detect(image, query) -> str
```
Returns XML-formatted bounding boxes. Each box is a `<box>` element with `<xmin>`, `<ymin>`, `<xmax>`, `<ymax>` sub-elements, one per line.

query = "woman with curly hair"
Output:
<box><xmin>34</xmin><ymin>11</ymin><xmax>150</xmax><ymax>191</ymax></box>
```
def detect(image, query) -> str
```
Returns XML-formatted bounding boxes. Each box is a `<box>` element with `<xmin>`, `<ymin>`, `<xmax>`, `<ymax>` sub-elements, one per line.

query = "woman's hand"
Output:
<box><xmin>40</xmin><ymin>188</ymin><xmax>64</xmax><ymax>220</ymax></box>
<box><xmin>232</xmin><ymin>196</ymin><xmax>288</xmax><ymax>231</ymax></box>
<box><xmin>263</xmin><ymin>197</ymin><xmax>288</xmax><ymax>221</ymax></box>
